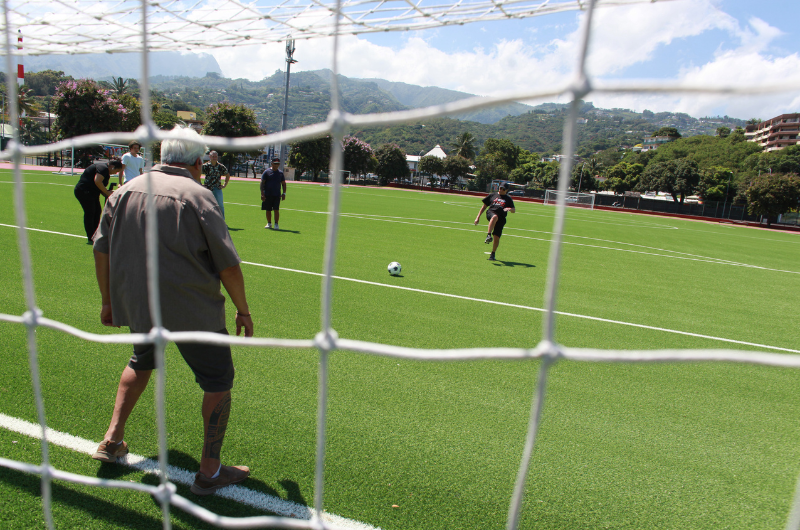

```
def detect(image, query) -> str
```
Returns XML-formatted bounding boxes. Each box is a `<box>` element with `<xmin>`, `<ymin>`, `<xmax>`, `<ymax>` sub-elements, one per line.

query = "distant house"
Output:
<box><xmin>576</xmin><ymin>118</ymin><xmax>588</xmax><ymax>124</ymax></box>
<box><xmin>177</xmin><ymin>111</ymin><xmax>204</xmax><ymax>133</ymax></box>
<box><xmin>541</xmin><ymin>154</ymin><xmax>575</xmax><ymax>163</ymax></box>
<box><xmin>406</xmin><ymin>145</ymin><xmax>448</xmax><ymax>176</ymax></box>
<box><xmin>745</xmin><ymin>113</ymin><xmax>800</xmax><ymax>152</ymax></box>
<box><xmin>640</xmin><ymin>135</ymin><xmax>676</xmax><ymax>151</ymax></box>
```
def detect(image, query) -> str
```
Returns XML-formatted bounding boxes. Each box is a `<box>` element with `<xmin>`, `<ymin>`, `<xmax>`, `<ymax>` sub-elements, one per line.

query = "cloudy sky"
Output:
<box><xmin>209</xmin><ymin>0</ymin><xmax>800</xmax><ymax>121</ymax></box>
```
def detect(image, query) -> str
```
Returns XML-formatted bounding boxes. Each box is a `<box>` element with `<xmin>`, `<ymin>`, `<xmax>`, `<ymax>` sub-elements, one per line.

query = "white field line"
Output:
<box><xmin>229</xmin><ymin>204</ymin><xmax>800</xmax><ymax>274</ymax></box>
<box><xmin>242</xmin><ymin>261</ymin><xmax>800</xmax><ymax>355</ymax></box>
<box><xmin>0</xmin><ymin>181</ymin><xmax>73</xmax><ymax>187</ymax></box>
<box><xmin>0</xmin><ymin>223</ymin><xmax>797</xmax><ymax>353</ymax></box>
<box><xmin>0</xmin><ymin>223</ymin><xmax>85</xmax><ymax>238</ymax></box>
<box><xmin>0</xmin><ymin>413</ymin><xmax>379</xmax><ymax>530</ymax></box>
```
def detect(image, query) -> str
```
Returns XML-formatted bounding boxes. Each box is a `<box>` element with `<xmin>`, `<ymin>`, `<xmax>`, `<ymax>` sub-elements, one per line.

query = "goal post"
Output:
<box><xmin>543</xmin><ymin>190</ymin><xmax>595</xmax><ymax>209</ymax></box>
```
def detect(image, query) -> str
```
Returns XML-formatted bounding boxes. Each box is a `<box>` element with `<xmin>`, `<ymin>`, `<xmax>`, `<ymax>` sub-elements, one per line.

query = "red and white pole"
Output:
<box><xmin>17</xmin><ymin>30</ymin><xmax>24</xmax><ymax>118</ymax></box>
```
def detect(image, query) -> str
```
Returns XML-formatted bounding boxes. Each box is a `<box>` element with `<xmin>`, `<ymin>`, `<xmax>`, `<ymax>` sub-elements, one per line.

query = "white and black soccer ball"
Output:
<box><xmin>388</xmin><ymin>261</ymin><xmax>402</xmax><ymax>276</ymax></box>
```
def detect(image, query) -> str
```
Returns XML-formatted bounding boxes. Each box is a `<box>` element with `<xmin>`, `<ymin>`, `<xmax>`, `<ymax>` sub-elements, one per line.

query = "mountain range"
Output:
<box><xmin>20</xmin><ymin>51</ymin><xmax>222</xmax><ymax>81</ymax></box>
<box><xmin>20</xmin><ymin>53</ymin><xmax>748</xmax><ymax>155</ymax></box>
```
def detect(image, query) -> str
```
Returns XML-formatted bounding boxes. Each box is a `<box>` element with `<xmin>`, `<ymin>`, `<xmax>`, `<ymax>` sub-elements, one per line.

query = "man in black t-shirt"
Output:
<box><xmin>474</xmin><ymin>182</ymin><xmax>515</xmax><ymax>261</ymax></box>
<box><xmin>260</xmin><ymin>157</ymin><xmax>287</xmax><ymax>230</ymax></box>
<box><xmin>74</xmin><ymin>160</ymin><xmax>123</xmax><ymax>244</ymax></box>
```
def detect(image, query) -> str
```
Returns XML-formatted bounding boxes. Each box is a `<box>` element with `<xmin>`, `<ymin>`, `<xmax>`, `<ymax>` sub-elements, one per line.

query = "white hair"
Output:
<box><xmin>160</xmin><ymin>126</ymin><xmax>206</xmax><ymax>165</ymax></box>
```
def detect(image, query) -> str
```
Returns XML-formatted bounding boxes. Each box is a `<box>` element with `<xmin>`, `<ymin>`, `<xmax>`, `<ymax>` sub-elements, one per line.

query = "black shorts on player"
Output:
<box><xmin>261</xmin><ymin>196</ymin><xmax>281</xmax><ymax>211</ymax></box>
<box><xmin>486</xmin><ymin>211</ymin><xmax>507</xmax><ymax>237</ymax></box>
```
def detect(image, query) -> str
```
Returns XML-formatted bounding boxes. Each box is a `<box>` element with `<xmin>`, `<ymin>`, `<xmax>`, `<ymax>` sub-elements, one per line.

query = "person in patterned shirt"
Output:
<box><xmin>202</xmin><ymin>151</ymin><xmax>231</xmax><ymax>219</ymax></box>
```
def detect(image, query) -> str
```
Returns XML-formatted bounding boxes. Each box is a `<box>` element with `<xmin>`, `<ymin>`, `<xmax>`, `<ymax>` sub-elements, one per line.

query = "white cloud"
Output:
<box><xmin>209</xmin><ymin>0</ymin><xmax>800</xmax><ymax>120</ymax></box>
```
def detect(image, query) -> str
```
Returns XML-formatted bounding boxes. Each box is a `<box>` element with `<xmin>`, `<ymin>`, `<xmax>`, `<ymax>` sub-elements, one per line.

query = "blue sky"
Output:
<box><xmin>212</xmin><ymin>0</ymin><xmax>800</xmax><ymax>120</ymax></box>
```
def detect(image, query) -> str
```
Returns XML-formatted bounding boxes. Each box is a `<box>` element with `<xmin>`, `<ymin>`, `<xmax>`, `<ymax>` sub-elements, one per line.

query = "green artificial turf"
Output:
<box><xmin>0</xmin><ymin>170</ymin><xmax>799</xmax><ymax>529</ymax></box>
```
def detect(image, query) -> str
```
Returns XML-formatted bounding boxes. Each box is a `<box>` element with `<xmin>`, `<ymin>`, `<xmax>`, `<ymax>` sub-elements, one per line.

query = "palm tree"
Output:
<box><xmin>112</xmin><ymin>77</ymin><xmax>127</xmax><ymax>96</ymax></box>
<box><xmin>450</xmin><ymin>131</ymin><xmax>476</xmax><ymax>161</ymax></box>
<box><xmin>17</xmin><ymin>87</ymin><xmax>37</xmax><ymax>116</ymax></box>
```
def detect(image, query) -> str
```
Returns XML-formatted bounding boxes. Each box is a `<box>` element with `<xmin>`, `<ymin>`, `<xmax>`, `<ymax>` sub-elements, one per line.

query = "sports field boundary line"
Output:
<box><xmin>0</xmin><ymin>221</ymin><xmax>794</xmax><ymax>353</ymax></box>
<box><xmin>0</xmin><ymin>413</ymin><xmax>379</xmax><ymax>530</ymax></box>
<box><xmin>227</xmin><ymin>205</ymin><xmax>800</xmax><ymax>274</ymax></box>
<box><xmin>241</xmin><ymin>262</ymin><xmax>800</xmax><ymax>354</ymax></box>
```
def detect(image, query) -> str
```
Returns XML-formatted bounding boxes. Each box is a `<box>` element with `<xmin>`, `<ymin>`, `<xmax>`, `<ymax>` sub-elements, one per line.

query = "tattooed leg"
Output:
<box><xmin>200</xmin><ymin>391</ymin><xmax>231</xmax><ymax>476</ymax></box>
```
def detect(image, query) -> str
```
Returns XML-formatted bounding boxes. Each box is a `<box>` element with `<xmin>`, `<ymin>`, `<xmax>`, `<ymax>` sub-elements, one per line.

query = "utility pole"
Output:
<box><xmin>278</xmin><ymin>38</ymin><xmax>297</xmax><ymax>171</ymax></box>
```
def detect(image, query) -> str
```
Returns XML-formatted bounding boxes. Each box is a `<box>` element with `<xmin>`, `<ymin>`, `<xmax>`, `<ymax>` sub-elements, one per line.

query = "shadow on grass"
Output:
<box><xmin>489</xmin><ymin>260</ymin><xmax>536</xmax><ymax>267</ymax></box>
<box><xmin>271</xmin><ymin>229</ymin><xmax>300</xmax><ymax>234</ymax></box>
<box><xmin>0</xmin><ymin>465</ymin><xmax>169</xmax><ymax>529</ymax></box>
<box><xmin>227</xmin><ymin>227</ymin><xmax>245</xmax><ymax>232</ymax></box>
<box><xmin>98</xmin><ymin>450</ymin><xmax>310</xmax><ymax>523</ymax></box>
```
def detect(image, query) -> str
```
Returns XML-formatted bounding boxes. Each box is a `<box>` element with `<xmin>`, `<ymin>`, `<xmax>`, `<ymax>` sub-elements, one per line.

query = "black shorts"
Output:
<box><xmin>261</xmin><ymin>196</ymin><xmax>281</xmax><ymax>211</ymax></box>
<box><xmin>486</xmin><ymin>211</ymin><xmax>507</xmax><ymax>237</ymax></box>
<box><xmin>128</xmin><ymin>329</ymin><xmax>235</xmax><ymax>392</ymax></box>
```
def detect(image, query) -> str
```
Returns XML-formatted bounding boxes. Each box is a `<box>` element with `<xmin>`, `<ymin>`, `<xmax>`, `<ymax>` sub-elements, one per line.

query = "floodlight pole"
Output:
<box><xmin>278</xmin><ymin>38</ymin><xmax>297</xmax><ymax>171</ymax></box>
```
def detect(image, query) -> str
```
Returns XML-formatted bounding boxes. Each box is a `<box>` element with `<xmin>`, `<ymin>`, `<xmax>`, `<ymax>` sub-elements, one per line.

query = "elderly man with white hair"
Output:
<box><xmin>91</xmin><ymin>126</ymin><xmax>254</xmax><ymax>495</ymax></box>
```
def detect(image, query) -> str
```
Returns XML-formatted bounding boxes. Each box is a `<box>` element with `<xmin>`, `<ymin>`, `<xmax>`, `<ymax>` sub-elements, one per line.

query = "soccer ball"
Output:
<box><xmin>388</xmin><ymin>262</ymin><xmax>402</xmax><ymax>276</ymax></box>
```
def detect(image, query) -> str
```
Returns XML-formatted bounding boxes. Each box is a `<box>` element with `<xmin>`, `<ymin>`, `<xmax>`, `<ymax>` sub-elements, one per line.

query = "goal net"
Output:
<box><xmin>2</xmin><ymin>1</ymin><xmax>800</xmax><ymax>530</ymax></box>
<box><xmin>543</xmin><ymin>190</ymin><xmax>596</xmax><ymax>209</ymax></box>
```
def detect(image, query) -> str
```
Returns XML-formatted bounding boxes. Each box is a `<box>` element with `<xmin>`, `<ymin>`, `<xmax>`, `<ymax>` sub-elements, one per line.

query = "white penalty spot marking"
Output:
<box><xmin>0</xmin><ymin>413</ymin><xmax>379</xmax><ymax>530</ymax></box>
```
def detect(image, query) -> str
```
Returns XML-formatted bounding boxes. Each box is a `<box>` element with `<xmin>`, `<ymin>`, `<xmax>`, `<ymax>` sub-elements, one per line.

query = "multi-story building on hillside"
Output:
<box><xmin>745</xmin><ymin>113</ymin><xmax>800</xmax><ymax>152</ymax></box>
<box><xmin>640</xmin><ymin>135</ymin><xmax>676</xmax><ymax>151</ymax></box>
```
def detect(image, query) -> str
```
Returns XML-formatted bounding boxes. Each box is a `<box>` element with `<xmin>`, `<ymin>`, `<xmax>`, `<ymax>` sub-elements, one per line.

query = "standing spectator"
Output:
<box><xmin>121</xmin><ymin>141</ymin><xmax>145</xmax><ymax>183</ymax></box>
<box><xmin>202</xmin><ymin>151</ymin><xmax>231</xmax><ymax>219</ymax></box>
<box><xmin>474</xmin><ymin>182</ymin><xmax>515</xmax><ymax>261</ymax></box>
<box><xmin>260</xmin><ymin>157</ymin><xmax>286</xmax><ymax>230</ymax></box>
<box><xmin>91</xmin><ymin>126</ymin><xmax>254</xmax><ymax>496</ymax></box>
<box><xmin>74</xmin><ymin>160</ymin><xmax>123</xmax><ymax>244</ymax></box>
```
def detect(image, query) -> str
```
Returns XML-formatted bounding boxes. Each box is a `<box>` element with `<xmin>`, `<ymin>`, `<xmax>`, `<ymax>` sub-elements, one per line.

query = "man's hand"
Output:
<box><xmin>474</xmin><ymin>217</ymin><xmax>480</xmax><ymax>225</ymax></box>
<box><xmin>261</xmin><ymin>194</ymin><xmax>266</xmax><ymax>201</ymax></box>
<box><xmin>235</xmin><ymin>313</ymin><xmax>254</xmax><ymax>337</ymax></box>
<box><xmin>100</xmin><ymin>304</ymin><xmax>118</xmax><ymax>327</ymax></box>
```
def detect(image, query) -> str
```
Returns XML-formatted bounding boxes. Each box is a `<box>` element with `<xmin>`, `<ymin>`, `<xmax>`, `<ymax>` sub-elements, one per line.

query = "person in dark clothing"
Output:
<box><xmin>474</xmin><ymin>182</ymin><xmax>515</xmax><ymax>261</ymax></box>
<box><xmin>259</xmin><ymin>157</ymin><xmax>286</xmax><ymax>230</ymax></box>
<box><xmin>74</xmin><ymin>160</ymin><xmax>124</xmax><ymax>244</ymax></box>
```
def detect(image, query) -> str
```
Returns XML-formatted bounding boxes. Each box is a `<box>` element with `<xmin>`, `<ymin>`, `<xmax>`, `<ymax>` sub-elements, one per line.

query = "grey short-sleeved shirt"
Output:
<box><xmin>94</xmin><ymin>164</ymin><xmax>241</xmax><ymax>332</ymax></box>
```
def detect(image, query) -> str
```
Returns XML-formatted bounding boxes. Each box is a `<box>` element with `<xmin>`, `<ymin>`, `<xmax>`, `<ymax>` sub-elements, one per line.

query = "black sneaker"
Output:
<box><xmin>488</xmin><ymin>253</ymin><xmax>496</xmax><ymax>261</ymax></box>
<box><xmin>484</xmin><ymin>233</ymin><xmax>493</xmax><ymax>244</ymax></box>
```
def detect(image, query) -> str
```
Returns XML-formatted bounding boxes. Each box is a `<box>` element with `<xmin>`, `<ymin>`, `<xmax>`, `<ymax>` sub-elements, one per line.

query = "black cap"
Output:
<box><xmin>499</xmin><ymin>182</ymin><xmax>509</xmax><ymax>189</ymax></box>
<box><xmin>271</xmin><ymin>157</ymin><xmax>280</xmax><ymax>163</ymax></box>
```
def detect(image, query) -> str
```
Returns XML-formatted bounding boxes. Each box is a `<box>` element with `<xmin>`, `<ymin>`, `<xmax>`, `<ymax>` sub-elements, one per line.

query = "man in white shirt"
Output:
<box><xmin>121</xmin><ymin>141</ymin><xmax>145</xmax><ymax>184</ymax></box>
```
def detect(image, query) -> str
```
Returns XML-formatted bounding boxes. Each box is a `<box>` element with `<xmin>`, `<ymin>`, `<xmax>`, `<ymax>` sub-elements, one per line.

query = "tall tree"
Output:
<box><xmin>697</xmin><ymin>166</ymin><xmax>734</xmax><ymax>202</ymax></box>
<box><xmin>450</xmin><ymin>132</ymin><xmax>476</xmax><ymax>161</ymax></box>
<box><xmin>375</xmin><ymin>143</ymin><xmax>410</xmax><ymax>186</ymax></box>
<box><xmin>112</xmin><ymin>77</ymin><xmax>128</xmax><ymax>96</ymax></box>
<box><xmin>288</xmin><ymin>136</ymin><xmax>331</xmax><ymax>182</ymax></box>
<box><xmin>745</xmin><ymin>173</ymin><xmax>800</xmax><ymax>226</ymax></box>
<box><xmin>479</xmin><ymin>138</ymin><xmax>521</xmax><ymax>170</ymax></box>
<box><xmin>443</xmin><ymin>155</ymin><xmax>470</xmax><ymax>188</ymax></box>
<box><xmin>637</xmin><ymin>158</ymin><xmax>699</xmax><ymax>203</ymax></box>
<box><xmin>17</xmin><ymin>86</ymin><xmax>37</xmax><ymax>116</ymax></box>
<box><xmin>25</xmin><ymin>70</ymin><xmax>71</xmax><ymax>96</ymax></box>
<box><xmin>652</xmin><ymin>127</ymin><xmax>681</xmax><ymax>138</ymax></box>
<box><xmin>202</xmin><ymin>102</ymin><xmax>264</xmax><ymax>168</ymax></box>
<box><xmin>418</xmin><ymin>154</ymin><xmax>445</xmax><ymax>187</ymax></box>
<box><xmin>54</xmin><ymin>79</ymin><xmax>135</xmax><ymax>166</ymax></box>
<box><xmin>342</xmin><ymin>136</ymin><xmax>374</xmax><ymax>178</ymax></box>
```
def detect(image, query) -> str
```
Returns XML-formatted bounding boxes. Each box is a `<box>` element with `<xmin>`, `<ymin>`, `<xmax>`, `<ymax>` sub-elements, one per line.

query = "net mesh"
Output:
<box><xmin>2</xmin><ymin>0</ymin><xmax>800</xmax><ymax>529</ymax></box>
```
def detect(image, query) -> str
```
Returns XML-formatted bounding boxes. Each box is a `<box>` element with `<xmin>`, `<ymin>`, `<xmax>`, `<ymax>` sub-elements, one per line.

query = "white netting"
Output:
<box><xmin>2</xmin><ymin>0</ymin><xmax>800</xmax><ymax>529</ymax></box>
